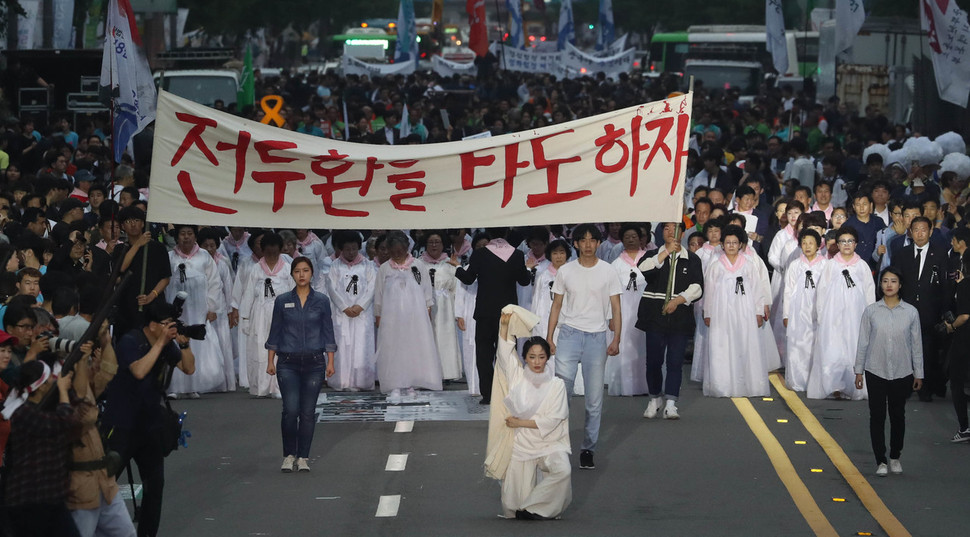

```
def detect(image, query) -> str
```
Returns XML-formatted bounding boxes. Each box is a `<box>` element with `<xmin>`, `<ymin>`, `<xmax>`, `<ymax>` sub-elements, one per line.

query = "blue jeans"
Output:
<box><xmin>554</xmin><ymin>324</ymin><xmax>607</xmax><ymax>452</ymax></box>
<box><xmin>644</xmin><ymin>331</ymin><xmax>688</xmax><ymax>400</ymax></box>
<box><xmin>277</xmin><ymin>353</ymin><xmax>326</xmax><ymax>458</ymax></box>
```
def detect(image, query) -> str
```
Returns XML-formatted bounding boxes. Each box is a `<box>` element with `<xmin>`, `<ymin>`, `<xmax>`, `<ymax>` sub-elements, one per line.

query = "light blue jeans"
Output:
<box><xmin>554</xmin><ymin>324</ymin><xmax>607</xmax><ymax>452</ymax></box>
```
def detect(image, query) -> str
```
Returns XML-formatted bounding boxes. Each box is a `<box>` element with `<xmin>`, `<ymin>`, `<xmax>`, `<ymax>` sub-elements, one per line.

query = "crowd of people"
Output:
<box><xmin>0</xmin><ymin>62</ymin><xmax>969</xmax><ymax>531</ymax></box>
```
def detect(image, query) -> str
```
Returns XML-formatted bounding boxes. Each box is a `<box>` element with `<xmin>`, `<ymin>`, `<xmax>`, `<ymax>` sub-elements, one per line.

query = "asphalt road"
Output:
<box><xmin>137</xmin><ymin>370</ymin><xmax>968</xmax><ymax>537</ymax></box>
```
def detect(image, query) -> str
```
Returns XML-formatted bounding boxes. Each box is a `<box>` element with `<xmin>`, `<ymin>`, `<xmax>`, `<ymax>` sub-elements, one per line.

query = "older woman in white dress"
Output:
<box><xmin>607</xmin><ymin>223</ymin><xmax>648</xmax><ymax>396</ymax></box>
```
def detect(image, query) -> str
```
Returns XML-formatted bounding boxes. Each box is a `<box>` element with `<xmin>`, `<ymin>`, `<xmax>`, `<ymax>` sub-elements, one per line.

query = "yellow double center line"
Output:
<box><xmin>732</xmin><ymin>373</ymin><xmax>911</xmax><ymax>537</ymax></box>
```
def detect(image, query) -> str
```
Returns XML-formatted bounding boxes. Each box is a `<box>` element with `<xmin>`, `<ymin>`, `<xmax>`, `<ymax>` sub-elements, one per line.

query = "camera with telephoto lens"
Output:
<box><xmin>935</xmin><ymin>311</ymin><xmax>957</xmax><ymax>335</ymax></box>
<box><xmin>171</xmin><ymin>291</ymin><xmax>207</xmax><ymax>340</ymax></box>
<box><xmin>37</xmin><ymin>331</ymin><xmax>80</xmax><ymax>355</ymax></box>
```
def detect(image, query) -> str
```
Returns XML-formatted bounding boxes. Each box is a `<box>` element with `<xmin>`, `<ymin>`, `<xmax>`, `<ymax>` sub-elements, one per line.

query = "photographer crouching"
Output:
<box><xmin>99</xmin><ymin>300</ymin><xmax>195</xmax><ymax>537</ymax></box>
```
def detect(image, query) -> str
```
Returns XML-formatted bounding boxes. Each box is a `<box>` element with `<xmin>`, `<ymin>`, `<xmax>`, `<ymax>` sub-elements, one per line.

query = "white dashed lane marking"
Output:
<box><xmin>394</xmin><ymin>420</ymin><xmax>414</xmax><ymax>433</ymax></box>
<box><xmin>385</xmin><ymin>454</ymin><xmax>408</xmax><ymax>472</ymax></box>
<box><xmin>375</xmin><ymin>495</ymin><xmax>401</xmax><ymax>517</ymax></box>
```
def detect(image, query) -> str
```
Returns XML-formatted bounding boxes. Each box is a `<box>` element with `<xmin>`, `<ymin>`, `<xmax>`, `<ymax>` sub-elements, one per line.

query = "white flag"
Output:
<box><xmin>400</xmin><ymin>103</ymin><xmax>411</xmax><ymax>139</ymax></box>
<box><xmin>922</xmin><ymin>0</ymin><xmax>970</xmax><ymax>107</ymax></box>
<box><xmin>597</xmin><ymin>0</ymin><xmax>615</xmax><ymax>52</ymax></box>
<box><xmin>835</xmin><ymin>0</ymin><xmax>866</xmax><ymax>55</ymax></box>
<box><xmin>99</xmin><ymin>0</ymin><xmax>156</xmax><ymax>163</ymax></box>
<box><xmin>766</xmin><ymin>0</ymin><xmax>789</xmax><ymax>74</ymax></box>
<box><xmin>557</xmin><ymin>0</ymin><xmax>575</xmax><ymax>51</ymax></box>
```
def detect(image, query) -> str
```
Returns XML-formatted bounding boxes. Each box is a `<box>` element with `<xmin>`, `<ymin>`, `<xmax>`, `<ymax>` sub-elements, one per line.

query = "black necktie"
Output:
<box><xmin>916</xmin><ymin>248</ymin><xmax>923</xmax><ymax>278</ymax></box>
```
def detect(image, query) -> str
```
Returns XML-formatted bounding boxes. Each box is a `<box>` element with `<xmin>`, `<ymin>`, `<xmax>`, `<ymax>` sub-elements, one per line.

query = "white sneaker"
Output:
<box><xmin>663</xmin><ymin>400</ymin><xmax>680</xmax><ymax>420</ymax></box>
<box><xmin>643</xmin><ymin>397</ymin><xmax>663</xmax><ymax>419</ymax></box>
<box><xmin>296</xmin><ymin>457</ymin><xmax>310</xmax><ymax>472</ymax></box>
<box><xmin>888</xmin><ymin>459</ymin><xmax>902</xmax><ymax>474</ymax></box>
<box><xmin>875</xmin><ymin>463</ymin><xmax>888</xmax><ymax>476</ymax></box>
<box><xmin>281</xmin><ymin>455</ymin><xmax>296</xmax><ymax>473</ymax></box>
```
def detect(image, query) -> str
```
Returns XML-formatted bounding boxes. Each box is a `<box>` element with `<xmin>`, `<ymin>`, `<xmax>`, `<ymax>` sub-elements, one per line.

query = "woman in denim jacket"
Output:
<box><xmin>266</xmin><ymin>256</ymin><xmax>337</xmax><ymax>473</ymax></box>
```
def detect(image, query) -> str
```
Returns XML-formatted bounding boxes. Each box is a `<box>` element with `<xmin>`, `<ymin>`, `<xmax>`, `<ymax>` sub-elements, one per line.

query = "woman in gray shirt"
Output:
<box><xmin>854</xmin><ymin>266</ymin><xmax>924</xmax><ymax>477</ymax></box>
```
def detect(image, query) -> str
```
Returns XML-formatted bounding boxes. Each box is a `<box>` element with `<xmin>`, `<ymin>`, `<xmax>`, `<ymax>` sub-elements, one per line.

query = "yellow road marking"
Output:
<box><xmin>769</xmin><ymin>373</ymin><xmax>912</xmax><ymax>537</ymax></box>
<box><xmin>732</xmin><ymin>397</ymin><xmax>839</xmax><ymax>537</ymax></box>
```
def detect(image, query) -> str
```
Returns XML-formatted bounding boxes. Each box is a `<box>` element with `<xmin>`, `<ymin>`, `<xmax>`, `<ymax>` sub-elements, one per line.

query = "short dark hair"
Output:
<box><xmin>794</xmin><ymin>185</ymin><xmax>812</xmax><ymax>199</ymax></box>
<box><xmin>786</xmin><ymin>199</ymin><xmax>805</xmax><ymax>212</ymax></box>
<box><xmin>50</xmin><ymin>287</ymin><xmax>78</xmax><ymax>317</ymax></box>
<box><xmin>837</xmin><ymin>224</ymin><xmax>859</xmax><ymax>242</ymax></box>
<box><xmin>735</xmin><ymin>185</ymin><xmax>756</xmax><ymax>199</ymax></box>
<box><xmin>260</xmin><ymin>232</ymin><xmax>284</xmax><ymax>250</ymax></box>
<box><xmin>814</xmin><ymin>180</ymin><xmax>834</xmax><ymax>194</ymax></box>
<box><xmin>722</xmin><ymin>225</ymin><xmax>748</xmax><ymax>246</ymax></box>
<box><xmin>694</xmin><ymin>197</ymin><xmax>714</xmax><ymax>212</ymax></box>
<box><xmin>332</xmin><ymin>229</ymin><xmax>362</xmax><ymax>250</ymax></box>
<box><xmin>143</xmin><ymin>299</ymin><xmax>178</xmax><ymax>325</ymax></box>
<box><xmin>879</xmin><ymin>266</ymin><xmax>905</xmax><ymax>288</ymax></box>
<box><xmin>798</xmin><ymin>228</ymin><xmax>822</xmax><ymax>247</ymax></box>
<box><xmin>571</xmin><ymin>223</ymin><xmax>602</xmax><ymax>242</ymax></box>
<box><xmin>619</xmin><ymin>223</ymin><xmax>642</xmax><ymax>240</ymax></box>
<box><xmin>909</xmin><ymin>216</ymin><xmax>932</xmax><ymax>230</ymax></box>
<box><xmin>545</xmin><ymin>239</ymin><xmax>572</xmax><ymax>260</ymax></box>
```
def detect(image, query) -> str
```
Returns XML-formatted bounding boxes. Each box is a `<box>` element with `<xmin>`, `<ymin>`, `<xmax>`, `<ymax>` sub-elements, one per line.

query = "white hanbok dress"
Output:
<box><xmin>211</xmin><ymin>252</ymin><xmax>236</xmax><ymax>391</ymax></box>
<box><xmin>783</xmin><ymin>254</ymin><xmax>825</xmax><ymax>392</ymax></box>
<box><xmin>416</xmin><ymin>254</ymin><xmax>462</xmax><ymax>380</ymax></box>
<box><xmin>607</xmin><ymin>250</ymin><xmax>648</xmax><ymax>396</ymax></box>
<box><xmin>327</xmin><ymin>254</ymin><xmax>378</xmax><ymax>391</ymax></box>
<box><xmin>166</xmin><ymin>246</ymin><xmax>227</xmax><ymax>394</ymax></box>
<box><xmin>517</xmin><ymin>254</ymin><xmax>551</xmax><ymax>320</ymax></box>
<box><xmin>767</xmin><ymin>226</ymin><xmax>799</xmax><ymax>364</ymax></box>
<box><xmin>745</xmin><ymin>247</ymin><xmax>782</xmax><ymax>373</ymax></box>
<box><xmin>374</xmin><ymin>256</ymin><xmax>443</xmax><ymax>393</ymax></box>
<box><xmin>240</xmin><ymin>258</ymin><xmax>294</xmax><ymax>397</ymax></box>
<box><xmin>455</xmin><ymin>278</ymin><xmax>481</xmax><ymax>395</ymax></box>
<box><xmin>230</xmin><ymin>255</ymin><xmax>257</xmax><ymax>389</ymax></box>
<box><xmin>691</xmin><ymin>243</ymin><xmax>722</xmax><ymax>382</ymax></box>
<box><xmin>702</xmin><ymin>253</ymin><xmax>770</xmax><ymax>398</ymax></box>
<box><xmin>807</xmin><ymin>254</ymin><xmax>874</xmax><ymax>400</ymax></box>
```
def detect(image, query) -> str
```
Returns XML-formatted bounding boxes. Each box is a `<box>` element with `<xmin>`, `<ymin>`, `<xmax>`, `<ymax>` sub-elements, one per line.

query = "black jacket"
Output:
<box><xmin>898</xmin><ymin>242</ymin><xmax>950</xmax><ymax>330</ymax></box>
<box><xmin>635</xmin><ymin>248</ymin><xmax>704</xmax><ymax>335</ymax></box>
<box><xmin>455</xmin><ymin>247</ymin><xmax>531</xmax><ymax>321</ymax></box>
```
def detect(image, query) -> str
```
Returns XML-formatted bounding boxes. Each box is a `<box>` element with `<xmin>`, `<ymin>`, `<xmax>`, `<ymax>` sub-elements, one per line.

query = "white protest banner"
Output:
<box><xmin>562</xmin><ymin>42</ymin><xmax>634</xmax><ymax>78</ymax></box>
<box><xmin>922</xmin><ymin>0</ymin><xmax>970</xmax><ymax>107</ymax></box>
<box><xmin>497</xmin><ymin>45</ymin><xmax>562</xmax><ymax>73</ymax></box>
<box><xmin>432</xmin><ymin>55</ymin><xmax>477</xmax><ymax>77</ymax></box>
<box><xmin>341</xmin><ymin>56</ymin><xmax>416</xmax><ymax>77</ymax></box>
<box><xmin>606</xmin><ymin>34</ymin><xmax>628</xmax><ymax>56</ymax></box>
<box><xmin>149</xmin><ymin>90</ymin><xmax>693</xmax><ymax>229</ymax></box>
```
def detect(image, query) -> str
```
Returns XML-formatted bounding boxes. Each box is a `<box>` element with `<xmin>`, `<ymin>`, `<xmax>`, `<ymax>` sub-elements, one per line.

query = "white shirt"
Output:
<box><xmin>551</xmin><ymin>259</ymin><xmax>623</xmax><ymax>333</ymax></box>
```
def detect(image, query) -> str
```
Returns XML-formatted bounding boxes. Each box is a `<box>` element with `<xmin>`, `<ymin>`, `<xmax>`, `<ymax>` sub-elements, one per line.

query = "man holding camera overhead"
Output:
<box><xmin>100</xmin><ymin>300</ymin><xmax>195</xmax><ymax>537</ymax></box>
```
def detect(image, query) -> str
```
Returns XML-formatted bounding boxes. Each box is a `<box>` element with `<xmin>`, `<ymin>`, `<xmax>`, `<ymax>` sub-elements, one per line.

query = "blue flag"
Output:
<box><xmin>507</xmin><ymin>0</ymin><xmax>525</xmax><ymax>49</ymax></box>
<box><xmin>395</xmin><ymin>0</ymin><xmax>418</xmax><ymax>63</ymax></box>
<box><xmin>558</xmin><ymin>0</ymin><xmax>575</xmax><ymax>51</ymax></box>
<box><xmin>597</xmin><ymin>0</ymin><xmax>615</xmax><ymax>52</ymax></box>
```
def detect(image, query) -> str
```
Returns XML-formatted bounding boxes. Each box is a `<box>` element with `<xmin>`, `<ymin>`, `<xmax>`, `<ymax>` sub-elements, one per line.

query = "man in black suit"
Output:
<box><xmin>898</xmin><ymin>216</ymin><xmax>950</xmax><ymax>401</ymax></box>
<box><xmin>454</xmin><ymin>228</ymin><xmax>533</xmax><ymax>404</ymax></box>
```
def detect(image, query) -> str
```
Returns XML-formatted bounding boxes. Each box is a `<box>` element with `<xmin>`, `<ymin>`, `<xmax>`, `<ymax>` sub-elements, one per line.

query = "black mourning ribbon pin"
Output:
<box><xmin>804</xmin><ymin>270</ymin><xmax>815</xmax><ymax>289</ymax></box>
<box><xmin>626</xmin><ymin>271</ymin><xmax>638</xmax><ymax>291</ymax></box>
<box><xmin>429</xmin><ymin>268</ymin><xmax>436</xmax><ymax>288</ymax></box>
<box><xmin>178</xmin><ymin>263</ymin><xmax>187</xmax><ymax>284</ymax></box>
<box><xmin>346</xmin><ymin>274</ymin><xmax>359</xmax><ymax>295</ymax></box>
<box><xmin>231</xmin><ymin>252</ymin><xmax>239</xmax><ymax>272</ymax></box>
<box><xmin>735</xmin><ymin>276</ymin><xmax>746</xmax><ymax>295</ymax></box>
<box><xmin>412</xmin><ymin>266</ymin><xmax>422</xmax><ymax>285</ymax></box>
<box><xmin>548</xmin><ymin>281</ymin><xmax>555</xmax><ymax>300</ymax></box>
<box><xmin>264</xmin><ymin>278</ymin><xmax>276</xmax><ymax>298</ymax></box>
<box><xmin>530</xmin><ymin>267</ymin><xmax>537</xmax><ymax>285</ymax></box>
<box><xmin>842</xmin><ymin>269</ymin><xmax>856</xmax><ymax>288</ymax></box>
<box><xmin>461</xmin><ymin>254</ymin><xmax>469</xmax><ymax>266</ymax></box>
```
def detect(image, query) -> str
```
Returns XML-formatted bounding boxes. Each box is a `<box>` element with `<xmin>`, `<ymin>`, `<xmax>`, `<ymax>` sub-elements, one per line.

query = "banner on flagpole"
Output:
<box><xmin>149</xmin><ymin>90</ymin><xmax>693</xmax><ymax>229</ymax></box>
<box><xmin>921</xmin><ymin>0</ymin><xmax>970</xmax><ymax>107</ymax></box>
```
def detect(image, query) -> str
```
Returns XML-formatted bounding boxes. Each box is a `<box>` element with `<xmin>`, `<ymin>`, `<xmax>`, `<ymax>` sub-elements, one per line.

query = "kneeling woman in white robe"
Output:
<box><xmin>489</xmin><ymin>307</ymin><xmax>571</xmax><ymax>520</ymax></box>
<box><xmin>702</xmin><ymin>225</ymin><xmax>770</xmax><ymax>398</ymax></box>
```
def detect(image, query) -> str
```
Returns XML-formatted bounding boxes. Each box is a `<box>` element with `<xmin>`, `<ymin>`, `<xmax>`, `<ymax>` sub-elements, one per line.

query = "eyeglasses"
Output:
<box><xmin>837</xmin><ymin>239</ymin><xmax>856</xmax><ymax>245</ymax></box>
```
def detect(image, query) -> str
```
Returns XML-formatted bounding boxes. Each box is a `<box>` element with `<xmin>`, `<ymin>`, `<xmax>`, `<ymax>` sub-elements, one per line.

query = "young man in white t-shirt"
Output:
<box><xmin>547</xmin><ymin>223</ymin><xmax>622</xmax><ymax>470</ymax></box>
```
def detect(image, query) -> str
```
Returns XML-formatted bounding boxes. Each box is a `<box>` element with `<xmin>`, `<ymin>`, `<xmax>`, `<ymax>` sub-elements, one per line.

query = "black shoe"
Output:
<box><xmin>479</xmin><ymin>398</ymin><xmax>490</xmax><ymax>405</ymax></box>
<box><xmin>918</xmin><ymin>393</ymin><xmax>933</xmax><ymax>402</ymax></box>
<box><xmin>579</xmin><ymin>449</ymin><xmax>595</xmax><ymax>469</ymax></box>
<box><xmin>515</xmin><ymin>510</ymin><xmax>546</xmax><ymax>520</ymax></box>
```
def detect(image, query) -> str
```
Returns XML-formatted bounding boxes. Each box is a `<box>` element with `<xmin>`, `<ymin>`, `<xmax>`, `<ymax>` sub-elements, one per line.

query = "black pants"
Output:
<box><xmin>866</xmin><ymin>371</ymin><xmax>913</xmax><ymax>465</ymax></box>
<box><xmin>949</xmin><ymin>337</ymin><xmax>970</xmax><ymax>430</ymax></box>
<box><xmin>474</xmin><ymin>314</ymin><xmax>500</xmax><ymax>402</ymax></box>
<box><xmin>7</xmin><ymin>503</ymin><xmax>79</xmax><ymax>537</ymax></box>
<box><xmin>919</xmin><ymin>328</ymin><xmax>943</xmax><ymax>397</ymax></box>
<box><xmin>106</xmin><ymin>426</ymin><xmax>165</xmax><ymax>537</ymax></box>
